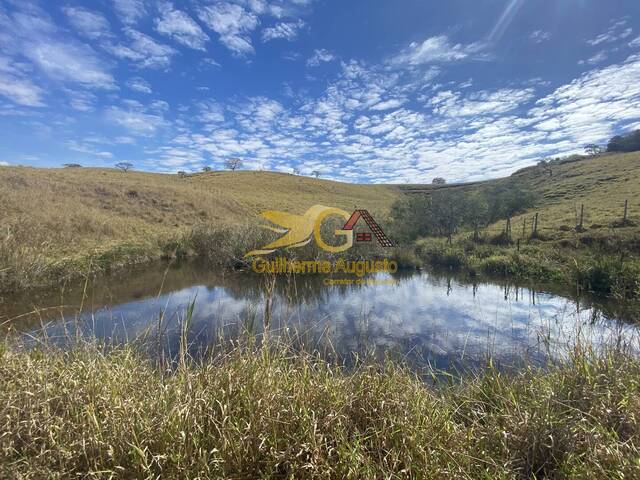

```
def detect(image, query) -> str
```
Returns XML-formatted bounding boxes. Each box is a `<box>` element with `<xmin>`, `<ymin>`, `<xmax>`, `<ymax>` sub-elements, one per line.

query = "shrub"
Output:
<box><xmin>390</xmin><ymin>247</ymin><xmax>420</xmax><ymax>269</ymax></box>
<box><xmin>488</xmin><ymin>231</ymin><xmax>513</xmax><ymax>246</ymax></box>
<box><xmin>416</xmin><ymin>243</ymin><xmax>466</xmax><ymax>269</ymax></box>
<box><xmin>478</xmin><ymin>255</ymin><xmax>516</xmax><ymax>276</ymax></box>
<box><xmin>187</xmin><ymin>224</ymin><xmax>270</xmax><ymax>266</ymax></box>
<box><xmin>573</xmin><ymin>257</ymin><xmax>640</xmax><ymax>298</ymax></box>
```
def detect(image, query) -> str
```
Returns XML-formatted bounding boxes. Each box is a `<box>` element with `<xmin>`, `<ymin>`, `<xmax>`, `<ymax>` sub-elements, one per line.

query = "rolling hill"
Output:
<box><xmin>0</xmin><ymin>167</ymin><xmax>399</xmax><ymax>291</ymax></box>
<box><xmin>400</xmin><ymin>151</ymin><xmax>640</xmax><ymax>238</ymax></box>
<box><xmin>1</xmin><ymin>151</ymin><xmax>639</xmax><ymax>292</ymax></box>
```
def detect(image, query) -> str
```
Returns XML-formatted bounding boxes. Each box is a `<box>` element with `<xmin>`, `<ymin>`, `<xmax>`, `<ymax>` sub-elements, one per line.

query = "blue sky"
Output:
<box><xmin>1</xmin><ymin>0</ymin><xmax>639</xmax><ymax>183</ymax></box>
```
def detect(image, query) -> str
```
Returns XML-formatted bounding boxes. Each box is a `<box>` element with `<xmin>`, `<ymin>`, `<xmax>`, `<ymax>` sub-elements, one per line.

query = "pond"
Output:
<box><xmin>1</xmin><ymin>260</ymin><xmax>638</xmax><ymax>372</ymax></box>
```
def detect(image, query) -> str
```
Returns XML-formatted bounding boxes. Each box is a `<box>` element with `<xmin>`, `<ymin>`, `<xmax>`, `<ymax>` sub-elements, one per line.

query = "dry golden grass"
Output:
<box><xmin>489</xmin><ymin>151</ymin><xmax>640</xmax><ymax>239</ymax></box>
<box><xmin>0</xmin><ymin>167</ymin><xmax>397</xmax><ymax>255</ymax></box>
<box><xmin>401</xmin><ymin>151</ymin><xmax>640</xmax><ymax>239</ymax></box>
<box><xmin>1</xmin><ymin>340</ymin><xmax>639</xmax><ymax>479</ymax></box>
<box><xmin>0</xmin><ymin>167</ymin><xmax>399</xmax><ymax>290</ymax></box>
<box><xmin>2</xmin><ymin>152</ymin><xmax>639</xmax><ymax>291</ymax></box>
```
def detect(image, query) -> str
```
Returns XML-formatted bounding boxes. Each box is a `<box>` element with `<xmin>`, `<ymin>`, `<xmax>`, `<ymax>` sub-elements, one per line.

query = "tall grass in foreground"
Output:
<box><xmin>1</xmin><ymin>339</ymin><xmax>639</xmax><ymax>479</ymax></box>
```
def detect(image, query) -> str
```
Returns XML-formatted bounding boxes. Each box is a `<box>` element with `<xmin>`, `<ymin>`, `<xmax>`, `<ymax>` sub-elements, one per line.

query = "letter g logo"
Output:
<box><xmin>313</xmin><ymin>207</ymin><xmax>353</xmax><ymax>253</ymax></box>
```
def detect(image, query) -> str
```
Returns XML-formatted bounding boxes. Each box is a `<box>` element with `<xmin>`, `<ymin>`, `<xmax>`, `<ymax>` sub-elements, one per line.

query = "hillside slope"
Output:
<box><xmin>509</xmin><ymin>151</ymin><xmax>640</xmax><ymax>230</ymax></box>
<box><xmin>404</xmin><ymin>152</ymin><xmax>640</xmax><ymax>299</ymax></box>
<box><xmin>2</xmin><ymin>152</ymin><xmax>639</xmax><ymax>292</ymax></box>
<box><xmin>0</xmin><ymin>168</ymin><xmax>398</xmax><ymax>256</ymax></box>
<box><xmin>401</xmin><ymin>151</ymin><xmax>640</xmax><ymax>235</ymax></box>
<box><xmin>0</xmin><ymin>167</ymin><xmax>399</xmax><ymax>290</ymax></box>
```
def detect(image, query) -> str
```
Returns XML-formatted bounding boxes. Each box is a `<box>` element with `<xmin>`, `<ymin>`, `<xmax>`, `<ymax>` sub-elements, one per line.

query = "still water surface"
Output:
<box><xmin>1</xmin><ymin>261</ymin><xmax>638</xmax><ymax>372</ymax></box>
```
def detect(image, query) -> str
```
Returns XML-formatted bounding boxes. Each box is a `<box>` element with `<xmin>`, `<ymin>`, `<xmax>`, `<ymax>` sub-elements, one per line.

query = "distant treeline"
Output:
<box><xmin>607</xmin><ymin>129</ymin><xmax>640</xmax><ymax>153</ymax></box>
<box><xmin>391</xmin><ymin>183</ymin><xmax>535</xmax><ymax>243</ymax></box>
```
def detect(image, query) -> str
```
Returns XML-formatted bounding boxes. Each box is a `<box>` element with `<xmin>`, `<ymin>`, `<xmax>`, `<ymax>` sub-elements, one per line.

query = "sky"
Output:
<box><xmin>0</xmin><ymin>0</ymin><xmax>639</xmax><ymax>183</ymax></box>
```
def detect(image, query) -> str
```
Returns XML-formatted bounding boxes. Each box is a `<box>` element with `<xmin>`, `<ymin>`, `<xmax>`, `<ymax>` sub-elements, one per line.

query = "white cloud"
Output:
<box><xmin>282</xmin><ymin>51</ymin><xmax>301</xmax><ymax>61</ymax></box>
<box><xmin>62</xmin><ymin>6</ymin><xmax>112</xmax><ymax>40</ymax></box>
<box><xmin>67</xmin><ymin>140</ymin><xmax>113</xmax><ymax>158</ymax></box>
<box><xmin>307</xmin><ymin>48</ymin><xmax>335</xmax><ymax>67</ymax></box>
<box><xmin>428</xmin><ymin>88</ymin><xmax>535</xmax><ymax>117</ymax></box>
<box><xmin>370</xmin><ymin>98</ymin><xmax>407</xmax><ymax>111</ymax></box>
<box><xmin>242</xmin><ymin>0</ymin><xmax>314</xmax><ymax>18</ymax></box>
<box><xmin>198</xmin><ymin>3</ymin><xmax>259</xmax><ymax>56</ymax></box>
<box><xmin>24</xmin><ymin>41</ymin><xmax>116</xmax><ymax>89</ymax></box>
<box><xmin>262</xmin><ymin>20</ymin><xmax>304</xmax><ymax>42</ymax></box>
<box><xmin>197</xmin><ymin>100</ymin><xmax>225</xmax><ymax>123</ymax></box>
<box><xmin>0</xmin><ymin>4</ymin><xmax>115</xmax><ymax>90</ymax></box>
<box><xmin>106</xmin><ymin>28</ymin><xmax>177</xmax><ymax>69</ymax></box>
<box><xmin>155</xmin><ymin>3</ymin><xmax>209</xmax><ymax>51</ymax></box>
<box><xmin>630</xmin><ymin>36</ymin><xmax>640</xmax><ymax>48</ymax></box>
<box><xmin>113</xmin><ymin>0</ymin><xmax>146</xmax><ymax>25</ymax></box>
<box><xmin>197</xmin><ymin>59</ymin><xmax>219</xmax><ymax>70</ymax></box>
<box><xmin>588</xmin><ymin>33</ymin><xmax>615</xmax><ymax>47</ymax></box>
<box><xmin>586</xmin><ymin>18</ymin><xmax>633</xmax><ymax>46</ymax></box>
<box><xmin>529</xmin><ymin>54</ymin><xmax>640</xmax><ymax>145</ymax></box>
<box><xmin>151</xmin><ymin>145</ymin><xmax>205</xmax><ymax>169</ymax></box>
<box><xmin>579</xmin><ymin>51</ymin><xmax>608</xmax><ymax>66</ymax></box>
<box><xmin>423</xmin><ymin>66</ymin><xmax>441</xmax><ymax>83</ymax></box>
<box><xmin>167</xmin><ymin>53</ymin><xmax>640</xmax><ymax>183</ymax></box>
<box><xmin>0</xmin><ymin>57</ymin><xmax>45</xmax><ymax>106</ymax></box>
<box><xmin>231</xmin><ymin>96</ymin><xmax>284</xmax><ymax>133</ymax></box>
<box><xmin>149</xmin><ymin>99</ymin><xmax>169</xmax><ymax>112</ymax></box>
<box><xmin>530</xmin><ymin>30</ymin><xmax>551</xmax><ymax>44</ymax></box>
<box><xmin>106</xmin><ymin>102</ymin><xmax>167</xmax><ymax>135</ymax></box>
<box><xmin>65</xmin><ymin>89</ymin><xmax>97</xmax><ymax>111</ymax></box>
<box><xmin>393</xmin><ymin>36</ymin><xmax>484</xmax><ymax>65</ymax></box>
<box><xmin>127</xmin><ymin>77</ymin><xmax>152</xmax><ymax>94</ymax></box>
<box><xmin>0</xmin><ymin>161</ymin><xmax>9</xmax><ymax>166</ymax></box>
<box><xmin>3</xmin><ymin>2</ymin><xmax>638</xmax><ymax>183</ymax></box>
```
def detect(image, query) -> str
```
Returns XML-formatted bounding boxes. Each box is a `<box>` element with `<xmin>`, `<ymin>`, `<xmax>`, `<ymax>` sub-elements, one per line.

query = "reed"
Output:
<box><xmin>0</xmin><ymin>336</ymin><xmax>639</xmax><ymax>478</ymax></box>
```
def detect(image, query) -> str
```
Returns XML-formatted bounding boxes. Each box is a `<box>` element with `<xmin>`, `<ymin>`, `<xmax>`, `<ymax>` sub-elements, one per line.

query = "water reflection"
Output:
<box><xmin>2</xmin><ymin>261</ymin><xmax>638</xmax><ymax>372</ymax></box>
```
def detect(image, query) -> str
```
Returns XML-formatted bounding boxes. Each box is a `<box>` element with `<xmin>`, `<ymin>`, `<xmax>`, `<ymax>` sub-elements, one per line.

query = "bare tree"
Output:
<box><xmin>202</xmin><ymin>166</ymin><xmax>212</xmax><ymax>172</ymax></box>
<box><xmin>225</xmin><ymin>158</ymin><xmax>243</xmax><ymax>171</ymax></box>
<box><xmin>292</xmin><ymin>167</ymin><xmax>301</xmax><ymax>175</ymax></box>
<box><xmin>177</xmin><ymin>171</ymin><xmax>188</xmax><ymax>178</ymax></box>
<box><xmin>584</xmin><ymin>144</ymin><xmax>604</xmax><ymax>156</ymax></box>
<box><xmin>115</xmin><ymin>162</ymin><xmax>133</xmax><ymax>173</ymax></box>
<box><xmin>311</xmin><ymin>170</ymin><xmax>320</xmax><ymax>178</ymax></box>
<box><xmin>63</xmin><ymin>163</ymin><xmax>82</xmax><ymax>168</ymax></box>
<box><xmin>432</xmin><ymin>177</ymin><xmax>446</xmax><ymax>185</ymax></box>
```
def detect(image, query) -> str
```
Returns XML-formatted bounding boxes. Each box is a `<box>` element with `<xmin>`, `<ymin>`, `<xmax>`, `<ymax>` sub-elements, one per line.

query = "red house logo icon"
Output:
<box><xmin>341</xmin><ymin>210</ymin><xmax>394</xmax><ymax>247</ymax></box>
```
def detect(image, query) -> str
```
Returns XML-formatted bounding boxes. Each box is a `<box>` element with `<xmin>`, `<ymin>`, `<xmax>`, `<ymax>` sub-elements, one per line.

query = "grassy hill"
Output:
<box><xmin>494</xmin><ymin>151</ymin><xmax>640</xmax><ymax>237</ymax></box>
<box><xmin>402</xmin><ymin>151</ymin><xmax>640</xmax><ymax>232</ymax></box>
<box><xmin>1</xmin><ymin>152</ymin><xmax>639</xmax><ymax>293</ymax></box>
<box><xmin>402</xmin><ymin>152</ymin><xmax>640</xmax><ymax>298</ymax></box>
<box><xmin>0</xmin><ymin>167</ymin><xmax>399</xmax><ymax>291</ymax></box>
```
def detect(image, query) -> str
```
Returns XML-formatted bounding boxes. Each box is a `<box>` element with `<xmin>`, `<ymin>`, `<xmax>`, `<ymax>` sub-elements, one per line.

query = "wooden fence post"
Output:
<box><xmin>624</xmin><ymin>199</ymin><xmax>629</xmax><ymax>224</ymax></box>
<box><xmin>578</xmin><ymin>204</ymin><xmax>584</xmax><ymax>230</ymax></box>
